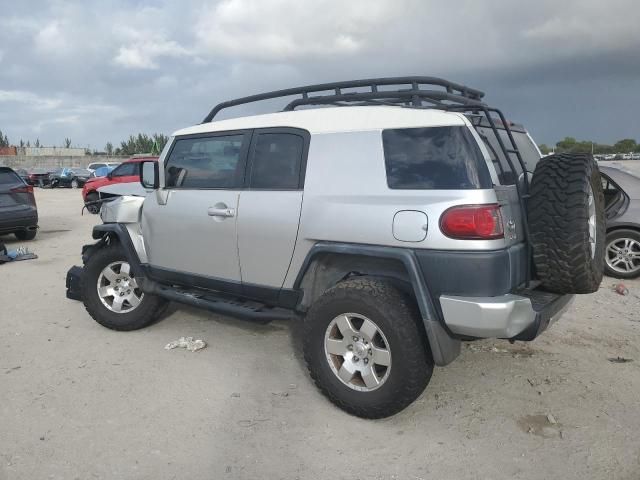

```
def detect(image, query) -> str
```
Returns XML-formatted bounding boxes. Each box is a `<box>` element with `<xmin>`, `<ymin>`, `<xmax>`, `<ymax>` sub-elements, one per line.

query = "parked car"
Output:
<box><xmin>50</xmin><ymin>167</ymin><xmax>92</xmax><ymax>188</ymax></box>
<box><xmin>87</xmin><ymin>161</ymin><xmax>121</xmax><ymax>173</ymax></box>
<box><xmin>600</xmin><ymin>165</ymin><xmax>640</xmax><ymax>278</ymax></box>
<box><xmin>0</xmin><ymin>167</ymin><xmax>38</xmax><ymax>240</ymax></box>
<box><xmin>67</xmin><ymin>77</ymin><xmax>605</xmax><ymax>418</ymax></box>
<box><xmin>13</xmin><ymin>168</ymin><xmax>29</xmax><ymax>183</ymax></box>
<box><xmin>82</xmin><ymin>157</ymin><xmax>158</xmax><ymax>213</ymax></box>
<box><xmin>26</xmin><ymin>168</ymin><xmax>50</xmax><ymax>187</ymax></box>
<box><xmin>90</xmin><ymin>165</ymin><xmax>117</xmax><ymax>178</ymax></box>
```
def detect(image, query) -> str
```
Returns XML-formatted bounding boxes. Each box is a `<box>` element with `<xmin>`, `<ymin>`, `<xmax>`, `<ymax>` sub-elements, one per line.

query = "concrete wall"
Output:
<box><xmin>0</xmin><ymin>155</ymin><xmax>127</xmax><ymax>169</ymax></box>
<box><xmin>18</xmin><ymin>147</ymin><xmax>87</xmax><ymax>157</ymax></box>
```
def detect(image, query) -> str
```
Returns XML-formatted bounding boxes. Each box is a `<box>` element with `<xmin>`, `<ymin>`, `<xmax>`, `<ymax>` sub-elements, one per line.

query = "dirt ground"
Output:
<box><xmin>1</xmin><ymin>184</ymin><xmax>639</xmax><ymax>480</ymax></box>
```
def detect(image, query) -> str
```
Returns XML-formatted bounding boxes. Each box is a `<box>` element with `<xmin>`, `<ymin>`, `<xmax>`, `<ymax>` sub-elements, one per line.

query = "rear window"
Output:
<box><xmin>0</xmin><ymin>169</ymin><xmax>21</xmax><ymax>185</ymax></box>
<box><xmin>382</xmin><ymin>126</ymin><xmax>491</xmax><ymax>190</ymax></box>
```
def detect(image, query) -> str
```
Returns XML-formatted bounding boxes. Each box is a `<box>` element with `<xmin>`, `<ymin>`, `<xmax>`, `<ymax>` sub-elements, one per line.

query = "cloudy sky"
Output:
<box><xmin>0</xmin><ymin>0</ymin><xmax>639</xmax><ymax>150</ymax></box>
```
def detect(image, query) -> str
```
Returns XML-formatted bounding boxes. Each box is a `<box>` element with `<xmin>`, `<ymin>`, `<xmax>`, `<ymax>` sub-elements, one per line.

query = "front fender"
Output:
<box><xmin>90</xmin><ymin>223</ymin><xmax>144</xmax><ymax>275</ymax></box>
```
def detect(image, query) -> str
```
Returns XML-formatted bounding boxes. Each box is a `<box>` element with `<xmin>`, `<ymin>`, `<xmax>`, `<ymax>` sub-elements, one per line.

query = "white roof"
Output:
<box><xmin>173</xmin><ymin>106</ymin><xmax>466</xmax><ymax>137</ymax></box>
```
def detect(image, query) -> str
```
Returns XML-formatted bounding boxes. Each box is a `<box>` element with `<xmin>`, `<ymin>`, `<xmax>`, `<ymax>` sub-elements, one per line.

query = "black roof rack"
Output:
<box><xmin>202</xmin><ymin>76</ymin><xmax>485</xmax><ymax>123</ymax></box>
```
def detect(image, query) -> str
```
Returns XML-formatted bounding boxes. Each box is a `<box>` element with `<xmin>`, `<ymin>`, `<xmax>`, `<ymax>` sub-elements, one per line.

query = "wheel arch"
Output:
<box><xmin>293</xmin><ymin>242</ymin><xmax>461</xmax><ymax>366</ymax></box>
<box><xmin>87</xmin><ymin>224</ymin><xmax>144</xmax><ymax>276</ymax></box>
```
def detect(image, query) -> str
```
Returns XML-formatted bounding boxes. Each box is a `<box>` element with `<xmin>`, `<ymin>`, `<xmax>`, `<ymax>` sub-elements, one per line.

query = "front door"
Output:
<box><xmin>141</xmin><ymin>131</ymin><xmax>251</xmax><ymax>286</ymax></box>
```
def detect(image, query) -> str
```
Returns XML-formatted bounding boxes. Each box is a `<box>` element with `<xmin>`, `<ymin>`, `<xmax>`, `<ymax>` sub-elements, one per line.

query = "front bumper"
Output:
<box><xmin>440</xmin><ymin>290</ymin><xmax>574</xmax><ymax>340</ymax></box>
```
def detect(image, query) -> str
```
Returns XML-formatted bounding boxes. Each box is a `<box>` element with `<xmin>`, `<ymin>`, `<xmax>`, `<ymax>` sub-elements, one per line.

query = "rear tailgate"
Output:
<box><xmin>0</xmin><ymin>168</ymin><xmax>36</xmax><ymax>217</ymax></box>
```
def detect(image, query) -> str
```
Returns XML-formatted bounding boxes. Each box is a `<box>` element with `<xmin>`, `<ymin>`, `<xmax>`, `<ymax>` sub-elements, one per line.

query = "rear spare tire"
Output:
<box><xmin>528</xmin><ymin>153</ymin><xmax>605</xmax><ymax>293</ymax></box>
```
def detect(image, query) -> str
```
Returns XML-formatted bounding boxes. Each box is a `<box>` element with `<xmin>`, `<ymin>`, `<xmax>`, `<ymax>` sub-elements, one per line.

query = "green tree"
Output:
<box><xmin>64</xmin><ymin>138</ymin><xmax>72</xmax><ymax>148</ymax></box>
<box><xmin>614</xmin><ymin>139</ymin><xmax>637</xmax><ymax>153</ymax></box>
<box><xmin>538</xmin><ymin>144</ymin><xmax>551</xmax><ymax>154</ymax></box>
<box><xmin>0</xmin><ymin>129</ymin><xmax>9</xmax><ymax>148</ymax></box>
<box><xmin>105</xmin><ymin>142</ymin><xmax>114</xmax><ymax>156</ymax></box>
<box><xmin>34</xmin><ymin>138</ymin><xmax>40</xmax><ymax>148</ymax></box>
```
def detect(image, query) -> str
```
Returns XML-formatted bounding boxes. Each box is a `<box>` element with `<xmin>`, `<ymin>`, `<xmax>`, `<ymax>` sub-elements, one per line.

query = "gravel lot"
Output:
<box><xmin>1</xmin><ymin>180</ymin><xmax>640</xmax><ymax>480</ymax></box>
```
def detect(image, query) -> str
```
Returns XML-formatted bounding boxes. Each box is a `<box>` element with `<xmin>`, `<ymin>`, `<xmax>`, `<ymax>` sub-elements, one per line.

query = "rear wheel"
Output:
<box><xmin>85</xmin><ymin>192</ymin><xmax>100</xmax><ymax>214</ymax></box>
<box><xmin>81</xmin><ymin>244</ymin><xmax>167</xmax><ymax>331</ymax></box>
<box><xmin>71</xmin><ymin>178</ymin><xmax>79</xmax><ymax>188</ymax></box>
<box><xmin>303</xmin><ymin>277</ymin><xmax>433</xmax><ymax>418</ymax></box>
<box><xmin>528</xmin><ymin>153</ymin><xmax>605</xmax><ymax>293</ymax></box>
<box><xmin>604</xmin><ymin>229</ymin><xmax>640</xmax><ymax>279</ymax></box>
<box><xmin>15</xmin><ymin>229</ymin><xmax>37</xmax><ymax>241</ymax></box>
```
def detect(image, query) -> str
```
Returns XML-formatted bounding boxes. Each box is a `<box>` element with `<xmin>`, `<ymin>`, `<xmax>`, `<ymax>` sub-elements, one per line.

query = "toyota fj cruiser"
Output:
<box><xmin>66</xmin><ymin>77</ymin><xmax>605</xmax><ymax>418</ymax></box>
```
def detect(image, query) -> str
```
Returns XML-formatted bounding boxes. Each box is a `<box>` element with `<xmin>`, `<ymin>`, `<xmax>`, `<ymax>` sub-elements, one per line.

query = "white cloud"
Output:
<box><xmin>114</xmin><ymin>38</ymin><xmax>191</xmax><ymax>69</ymax></box>
<box><xmin>194</xmin><ymin>0</ymin><xmax>403</xmax><ymax>61</ymax></box>
<box><xmin>0</xmin><ymin>90</ymin><xmax>62</xmax><ymax>110</ymax></box>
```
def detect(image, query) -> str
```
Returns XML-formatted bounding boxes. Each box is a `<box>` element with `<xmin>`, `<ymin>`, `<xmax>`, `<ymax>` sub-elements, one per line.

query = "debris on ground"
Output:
<box><xmin>608</xmin><ymin>356</ymin><xmax>633</xmax><ymax>363</ymax></box>
<box><xmin>613</xmin><ymin>283</ymin><xmax>629</xmax><ymax>296</ymax></box>
<box><xmin>164</xmin><ymin>337</ymin><xmax>207</xmax><ymax>352</ymax></box>
<box><xmin>0</xmin><ymin>245</ymin><xmax>38</xmax><ymax>264</ymax></box>
<box><xmin>547</xmin><ymin>413</ymin><xmax>557</xmax><ymax>424</ymax></box>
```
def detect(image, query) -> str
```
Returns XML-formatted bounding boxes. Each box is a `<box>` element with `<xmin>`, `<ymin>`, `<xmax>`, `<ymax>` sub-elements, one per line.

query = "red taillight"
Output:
<box><xmin>440</xmin><ymin>204</ymin><xmax>504</xmax><ymax>240</ymax></box>
<box><xmin>11</xmin><ymin>185</ymin><xmax>34</xmax><ymax>194</ymax></box>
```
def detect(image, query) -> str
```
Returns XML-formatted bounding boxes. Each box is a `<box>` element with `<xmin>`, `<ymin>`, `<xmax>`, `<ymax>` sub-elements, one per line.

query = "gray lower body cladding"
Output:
<box><xmin>71</xmin><ymin>226</ymin><xmax>568</xmax><ymax>367</ymax></box>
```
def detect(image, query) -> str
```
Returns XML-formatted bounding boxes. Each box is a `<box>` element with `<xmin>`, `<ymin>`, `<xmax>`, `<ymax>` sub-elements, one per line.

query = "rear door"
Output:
<box><xmin>141</xmin><ymin>132</ymin><xmax>251</xmax><ymax>286</ymax></box>
<box><xmin>237</xmin><ymin>128</ymin><xmax>309</xmax><ymax>297</ymax></box>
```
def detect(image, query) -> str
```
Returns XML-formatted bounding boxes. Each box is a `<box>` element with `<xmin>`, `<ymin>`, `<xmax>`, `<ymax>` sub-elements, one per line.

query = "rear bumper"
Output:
<box><xmin>440</xmin><ymin>290</ymin><xmax>573</xmax><ymax>340</ymax></box>
<box><xmin>0</xmin><ymin>211</ymin><xmax>38</xmax><ymax>234</ymax></box>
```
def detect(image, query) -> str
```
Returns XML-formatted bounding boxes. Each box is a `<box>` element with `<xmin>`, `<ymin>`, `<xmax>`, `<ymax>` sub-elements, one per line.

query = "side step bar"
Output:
<box><xmin>141</xmin><ymin>279</ymin><xmax>296</xmax><ymax>324</ymax></box>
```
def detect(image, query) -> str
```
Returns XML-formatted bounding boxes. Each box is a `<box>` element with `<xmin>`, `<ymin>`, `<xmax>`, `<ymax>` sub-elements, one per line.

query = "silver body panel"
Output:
<box><xmin>141</xmin><ymin>189</ymin><xmax>242</xmax><ymax>281</ymax></box>
<box><xmin>440</xmin><ymin>293</ymin><xmax>573</xmax><ymax>338</ymax></box>
<box><xmin>102</xmin><ymin>105</ymin><xmax>545</xmax><ymax>340</ymax></box>
<box><xmin>237</xmin><ymin>191</ymin><xmax>303</xmax><ymax>287</ymax></box>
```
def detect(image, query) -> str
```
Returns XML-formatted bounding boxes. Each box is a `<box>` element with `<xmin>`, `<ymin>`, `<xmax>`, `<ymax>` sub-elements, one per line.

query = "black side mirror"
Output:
<box><xmin>140</xmin><ymin>161</ymin><xmax>159</xmax><ymax>189</ymax></box>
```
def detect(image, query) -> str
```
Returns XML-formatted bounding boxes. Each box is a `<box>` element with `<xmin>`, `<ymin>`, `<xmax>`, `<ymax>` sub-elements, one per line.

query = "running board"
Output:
<box><xmin>141</xmin><ymin>280</ymin><xmax>295</xmax><ymax>323</ymax></box>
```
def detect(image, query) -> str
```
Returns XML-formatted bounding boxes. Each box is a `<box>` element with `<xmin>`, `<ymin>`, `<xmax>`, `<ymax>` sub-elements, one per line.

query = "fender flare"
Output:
<box><xmin>90</xmin><ymin>223</ymin><xmax>143</xmax><ymax>275</ymax></box>
<box><xmin>293</xmin><ymin>242</ymin><xmax>461</xmax><ymax>366</ymax></box>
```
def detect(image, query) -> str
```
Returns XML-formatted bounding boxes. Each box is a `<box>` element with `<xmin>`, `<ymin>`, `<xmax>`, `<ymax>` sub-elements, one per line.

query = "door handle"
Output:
<box><xmin>208</xmin><ymin>207</ymin><xmax>235</xmax><ymax>218</ymax></box>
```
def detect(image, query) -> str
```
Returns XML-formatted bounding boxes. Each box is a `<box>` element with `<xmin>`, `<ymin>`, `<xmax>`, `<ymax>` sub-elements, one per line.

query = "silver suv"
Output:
<box><xmin>67</xmin><ymin>77</ymin><xmax>605</xmax><ymax>418</ymax></box>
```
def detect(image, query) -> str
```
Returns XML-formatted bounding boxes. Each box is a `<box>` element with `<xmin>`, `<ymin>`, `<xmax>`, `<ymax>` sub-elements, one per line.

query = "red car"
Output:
<box><xmin>82</xmin><ymin>156</ymin><xmax>157</xmax><ymax>213</ymax></box>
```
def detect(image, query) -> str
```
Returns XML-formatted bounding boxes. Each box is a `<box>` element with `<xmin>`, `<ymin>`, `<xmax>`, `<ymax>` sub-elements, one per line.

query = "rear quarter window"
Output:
<box><xmin>382</xmin><ymin>126</ymin><xmax>491</xmax><ymax>189</ymax></box>
<box><xmin>0</xmin><ymin>169</ymin><xmax>21</xmax><ymax>185</ymax></box>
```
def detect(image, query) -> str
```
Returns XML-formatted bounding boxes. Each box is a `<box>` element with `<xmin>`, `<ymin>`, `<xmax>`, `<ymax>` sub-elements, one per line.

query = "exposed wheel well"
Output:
<box><xmin>296</xmin><ymin>252</ymin><xmax>414</xmax><ymax>312</ymax></box>
<box><xmin>607</xmin><ymin>225</ymin><xmax>640</xmax><ymax>235</ymax></box>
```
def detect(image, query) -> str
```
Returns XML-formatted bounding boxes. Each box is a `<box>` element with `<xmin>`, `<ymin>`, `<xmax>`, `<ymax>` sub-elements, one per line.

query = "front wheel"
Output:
<box><xmin>85</xmin><ymin>192</ymin><xmax>100</xmax><ymax>214</ymax></box>
<box><xmin>81</xmin><ymin>244</ymin><xmax>167</xmax><ymax>331</ymax></box>
<box><xmin>71</xmin><ymin>178</ymin><xmax>79</xmax><ymax>188</ymax></box>
<box><xmin>303</xmin><ymin>277</ymin><xmax>433</xmax><ymax>419</ymax></box>
<box><xmin>604</xmin><ymin>229</ymin><xmax>640</xmax><ymax>279</ymax></box>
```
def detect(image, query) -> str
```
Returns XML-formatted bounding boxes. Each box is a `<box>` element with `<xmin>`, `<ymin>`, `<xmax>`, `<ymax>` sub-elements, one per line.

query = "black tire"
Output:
<box><xmin>528</xmin><ymin>153</ymin><xmax>605</xmax><ymax>294</ymax></box>
<box><xmin>81</xmin><ymin>244</ymin><xmax>167</xmax><ymax>331</ymax></box>
<box><xmin>15</xmin><ymin>229</ymin><xmax>37</xmax><ymax>241</ymax></box>
<box><xmin>71</xmin><ymin>178</ymin><xmax>79</xmax><ymax>188</ymax></box>
<box><xmin>604</xmin><ymin>229</ymin><xmax>640</xmax><ymax>279</ymax></box>
<box><xmin>303</xmin><ymin>277</ymin><xmax>433</xmax><ymax>419</ymax></box>
<box><xmin>85</xmin><ymin>192</ymin><xmax>100</xmax><ymax>214</ymax></box>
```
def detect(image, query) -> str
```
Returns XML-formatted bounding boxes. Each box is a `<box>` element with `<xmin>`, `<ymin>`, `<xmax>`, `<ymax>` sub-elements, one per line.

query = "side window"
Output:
<box><xmin>382</xmin><ymin>126</ymin><xmax>492</xmax><ymax>189</ymax></box>
<box><xmin>112</xmin><ymin>163</ymin><xmax>137</xmax><ymax>177</ymax></box>
<box><xmin>165</xmin><ymin>134</ymin><xmax>247</xmax><ymax>189</ymax></box>
<box><xmin>0</xmin><ymin>169</ymin><xmax>21</xmax><ymax>185</ymax></box>
<box><xmin>248</xmin><ymin>133</ymin><xmax>304</xmax><ymax>189</ymax></box>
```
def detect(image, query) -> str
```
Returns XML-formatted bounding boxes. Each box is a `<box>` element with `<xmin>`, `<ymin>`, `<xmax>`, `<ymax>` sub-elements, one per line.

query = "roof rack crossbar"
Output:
<box><xmin>282</xmin><ymin>89</ymin><xmax>485</xmax><ymax>111</ymax></box>
<box><xmin>202</xmin><ymin>76</ymin><xmax>485</xmax><ymax>122</ymax></box>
